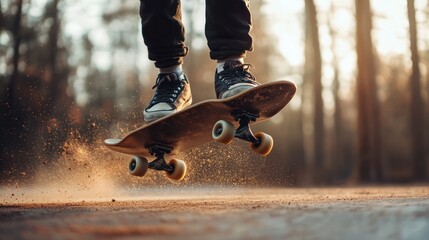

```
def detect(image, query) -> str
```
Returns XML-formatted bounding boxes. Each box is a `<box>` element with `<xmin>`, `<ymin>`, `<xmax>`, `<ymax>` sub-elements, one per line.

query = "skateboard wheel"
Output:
<box><xmin>212</xmin><ymin>120</ymin><xmax>235</xmax><ymax>144</ymax></box>
<box><xmin>129</xmin><ymin>156</ymin><xmax>149</xmax><ymax>177</ymax></box>
<box><xmin>166</xmin><ymin>159</ymin><xmax>187</xmax><ymax>181</ymax></box>
<box><xmin>250</xmin><ymin>132</ymin><xmax>274</xmax><ymax>156</ymax></box>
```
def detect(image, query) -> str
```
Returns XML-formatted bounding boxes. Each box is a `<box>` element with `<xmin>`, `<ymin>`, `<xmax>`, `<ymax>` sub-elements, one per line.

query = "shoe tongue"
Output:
<box><xmin>163</xmin><ymin>73</ymin><xmax>184</xmax><ymax>85</ymax></box>
<box><xmin>223</xmin><ymin>60</ymin><xmax>243</xmax><ymax>70</ymax></box>
<box><xmin>163</xmin><ymin>72</ymin><xmax>178</xmax><ymax>81</ymax></box>
<box><xmin>153</xmin><ymin>73</ymin><xmax>180</xmax><ymax>89</ymax></box>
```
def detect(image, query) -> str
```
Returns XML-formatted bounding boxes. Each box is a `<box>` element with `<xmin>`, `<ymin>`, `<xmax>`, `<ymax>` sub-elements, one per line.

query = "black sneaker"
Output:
<box><xmin>215</xmin><ymin>60</ymin><xmax>260</xmax><ymax>99</ymax></box>
<box><xmin>144</xmin><ymin>72</ymin><xmax>192</xmax><ymax>122</ymax></box>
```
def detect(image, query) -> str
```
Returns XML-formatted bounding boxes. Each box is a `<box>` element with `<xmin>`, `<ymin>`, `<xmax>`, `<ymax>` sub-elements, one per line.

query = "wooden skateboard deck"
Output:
<box><xmin>105</xmin><ymin>81</ymin><xmax>296</xmax><ymax>158</ymax></box>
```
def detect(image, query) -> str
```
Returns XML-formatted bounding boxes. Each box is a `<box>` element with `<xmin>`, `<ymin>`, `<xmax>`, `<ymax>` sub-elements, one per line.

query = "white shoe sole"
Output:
<box><xmin>144</xmin><ymin>98</ymin><xmax>192</xmax><ymax>123</ymax></box>
<box><xmin>220</xmin><ymin>84</ymin><xmax>255</xmax><ymax>99</ymax></box>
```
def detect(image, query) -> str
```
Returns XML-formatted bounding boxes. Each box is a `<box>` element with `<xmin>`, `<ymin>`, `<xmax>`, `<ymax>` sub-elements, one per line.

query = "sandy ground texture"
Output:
<box><xmin>1</xmin><ymin>186</ymin><xmax>429</xmax><ymax>240</ymax></box>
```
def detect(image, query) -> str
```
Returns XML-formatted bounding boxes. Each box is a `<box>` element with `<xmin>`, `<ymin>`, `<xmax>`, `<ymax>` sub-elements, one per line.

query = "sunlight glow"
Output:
<box><xmin>264</xmin><ymin>0</ymin><xmax>304</xmax><ymax>67</ymax></box>
<box><xmin>41</xmin><ymin>0</ymin><xmax>428</xmax><ymax>107</ymax></box>
<box><xmin>264</xmin><ymin>0</ymin><xmax>425</xmax><ymax>109</ymax></box>
<box><xmin>372</xmin><ymin>1</ymin><xmax>409</xmax><ymax>56</ymax></box>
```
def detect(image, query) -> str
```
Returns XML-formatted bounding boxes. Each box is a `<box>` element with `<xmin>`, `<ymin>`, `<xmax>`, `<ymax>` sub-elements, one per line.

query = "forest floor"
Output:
<box><xmin>1</xmin><ymin>186</ymin><xmax>429</xmax><ymax>240</ymax></box>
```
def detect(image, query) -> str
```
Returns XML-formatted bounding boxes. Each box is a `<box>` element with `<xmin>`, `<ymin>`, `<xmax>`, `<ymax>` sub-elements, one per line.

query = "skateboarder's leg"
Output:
<box><xmin>140</xmin><ymin>0</ymin><xmax>192</xmax><ymax>122</ymax></box>
<box><xmin>205</xmin><ymin>0</ymin><xmax>253</xmax><ymax>61</ymax></box>
<box><xmin>205</xmin><ymin>0</ymin><xmax>260</xmax><ymax>99</ymax></box>
<box><xmin>139</xmin><ymin>0</ymin><xmax>187</xmax><ymax>69</ymax></box>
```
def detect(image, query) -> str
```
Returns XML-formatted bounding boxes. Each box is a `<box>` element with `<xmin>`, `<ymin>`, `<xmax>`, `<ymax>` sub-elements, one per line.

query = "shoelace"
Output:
<box><xmin>151</xmin><ymin>73</ymin><xmax>186</xmax><ymax>104</ymax></box>
<box><xmin>217</xmin><ymin>63</ymin><xmax>256</xmax><ymax>86</ymax></box>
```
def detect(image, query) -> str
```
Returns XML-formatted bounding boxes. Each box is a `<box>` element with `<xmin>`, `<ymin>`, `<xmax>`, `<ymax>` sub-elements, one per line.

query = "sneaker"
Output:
<box><xmin>144</xmin><ymin>72</ymin><xmax>192</xmax><ymax>122</ymax></box>
<box><xmin>215</xmin><ymin>60</ymin><xmax>260</xmax><ymax>99</ymax></box>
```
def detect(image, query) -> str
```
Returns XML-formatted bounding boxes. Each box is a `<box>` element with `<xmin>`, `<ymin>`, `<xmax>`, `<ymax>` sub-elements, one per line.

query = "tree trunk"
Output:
<box><xmin>354</xmin><ymin>0</ymin><xmax>382</xmax><ymax>182</ymax></box>
<box><xmin>407</xmin><ymin>0</ymin><xmax>426</xmax><ymax>180</ymax></box>
<box><xmin>46</xmin><ymin>0</ymin><xmax>60</xmax><ymax>113</ymax></box>
<box><xmin>304</xmin><ymin>0</ymin><xmax>324</xmax><ymax>182</ymax></box>
<box><xmin>426</xmin><ymin>61</ymin><xmax>429</xmax><ymax>171</ymax></box>
<box><xmin>8</xmin><ymin>0</ymin><xmax>23</xmax><ymax>107</ymax></box>
<box><xmin>426</xmin><ymin>0</ymin><xmax>429</xmax><ymax>178</ymax></box>
<box><xmin>0</xmin><ymin>0</ymin><xmax>4</xmax><ymax>31</ymax></box>
<box><xmin>327</xmin><ymin>3</ymin><xmax>345</xmax><ymax>180</ymax></box>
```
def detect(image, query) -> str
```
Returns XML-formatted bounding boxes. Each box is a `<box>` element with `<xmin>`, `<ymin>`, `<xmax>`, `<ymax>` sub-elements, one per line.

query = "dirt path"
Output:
<box><xmin>1</xmin><ymin>186</ymin><xmax>429</xmax><ymax>240</ymax></box>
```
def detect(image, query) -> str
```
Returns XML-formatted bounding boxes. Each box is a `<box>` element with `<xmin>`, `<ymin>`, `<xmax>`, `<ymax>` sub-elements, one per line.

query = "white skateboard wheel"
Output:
<box><xmin>250</xmin><ymin>132</ymin><xmax>274</xmax><ymax>156</ymax></box>
<box><xmin>129</xmin><ymin>156</ymin><xmax>148</xmax><ymax>177</ymax></box>
<box><xmin>166</xmin><ymin>159</ymin><xmax>187</xmax><ymax>181</ymax></box>
<box><xmin>212</xmin><ymin>120</ymin><xmax>235</xmax><ymax>144</ymax></box>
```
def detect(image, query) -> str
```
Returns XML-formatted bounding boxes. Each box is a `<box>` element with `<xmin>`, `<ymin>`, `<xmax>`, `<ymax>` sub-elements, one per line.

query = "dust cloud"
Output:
<box><xmin>0</xmin><ymin>132</ymin><xmax>285</xmax><ymax>205</ymax></box>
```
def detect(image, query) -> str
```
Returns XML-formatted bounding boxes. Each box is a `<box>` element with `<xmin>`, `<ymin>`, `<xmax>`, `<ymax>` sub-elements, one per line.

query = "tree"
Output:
<box><xmin>0</xmin><ymin>0</ymin><xmax>4</xmax><ymax>31</ymax></box>
<box><xmin>425</xmin><ymin>0</ymin><xmax>429</xmax><ymax>171</ymax></box>
<box><xmin>7</xmin><ymin>0</ymin><xmax>23</xmax><ymax>107</ymax></box>
<box><xmin>327</xmin><ymin>2</ymin><xmax>346</xmax><ymax>180</ymax></box>
<box><xmin>46</xmin><ymin>0</ymin><xmax>61</xmax><ymax>113</ymax></box>
<box><xmin>304</xmin><ymin>0</ymin><xmax>325</xmax><ymax>179</ymax></box>
<box><xmin>354</xmin><ymin>0</ymin><xmax>382</xmax><ymax>182</ymax></box>
<box><xmin>407</xmin><ymin>0</ymin><xmax>426</xmax><ymax>180</ymax></box>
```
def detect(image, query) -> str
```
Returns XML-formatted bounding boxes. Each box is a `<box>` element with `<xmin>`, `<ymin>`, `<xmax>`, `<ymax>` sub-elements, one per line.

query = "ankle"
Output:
<box><xmin>160</xmin><ymin>64</ymin><xmax>183</xmax><ymax>75</ymax></box>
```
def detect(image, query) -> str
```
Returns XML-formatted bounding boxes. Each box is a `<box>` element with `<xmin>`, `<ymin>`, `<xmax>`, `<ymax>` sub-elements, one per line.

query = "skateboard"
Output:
<box><xmin>104</xmin><ymin>81</ymin><xmax>296</xmax><ymax>181</ymax></box>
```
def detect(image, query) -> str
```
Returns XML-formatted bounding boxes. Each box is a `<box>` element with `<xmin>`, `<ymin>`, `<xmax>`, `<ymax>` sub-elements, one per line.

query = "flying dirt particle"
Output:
<box><xmin>112</xmin><ymin>199</ymin><xmax>116</xmax><ymax>202</ymax></box>
<box><xmin>11</xmin><ymin>194</ymin><xmax>14</xmax><ymax>196</ymax></box>
<box><xmin>175</xmin><ymin>218</ymin><xmax>186</xmax><ymax>224</ymax></box>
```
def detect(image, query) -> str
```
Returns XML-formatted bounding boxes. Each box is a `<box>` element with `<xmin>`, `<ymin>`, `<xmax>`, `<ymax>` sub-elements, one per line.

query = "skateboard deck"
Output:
<box><xmin>105</xmin><ymin>81</ymin><xmax>296</xmax><ymax>156</ymax></box>
<box><xmin>104</xmin><ymin>80</ymin><xmax>296</xmax><ymax>180</ymax></box>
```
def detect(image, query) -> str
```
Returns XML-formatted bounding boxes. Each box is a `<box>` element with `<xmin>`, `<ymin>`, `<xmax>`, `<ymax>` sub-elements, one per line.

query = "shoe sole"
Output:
<box><xmin>220</xmin><ymin>84</ymin><xmax>256</xmax><ymax>99</ymax></box>
<box><xmin>144</xmin><ymin>97</ymin><xmax>193</xmax><ymax>123</ymax></box>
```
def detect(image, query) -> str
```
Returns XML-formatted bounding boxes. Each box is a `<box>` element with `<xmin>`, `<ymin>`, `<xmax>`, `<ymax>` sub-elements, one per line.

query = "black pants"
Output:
<box><xmin>139</xmin><ymin>0</ymin><xmax>253</xmax><ymax>68</ymax></box>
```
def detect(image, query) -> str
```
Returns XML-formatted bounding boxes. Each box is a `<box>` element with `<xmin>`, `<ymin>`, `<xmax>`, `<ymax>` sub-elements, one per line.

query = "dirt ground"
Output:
<box><xmin>1</xmin><ymin>186</ymin><xmax>429</xmax><ymax>240</ymax></box>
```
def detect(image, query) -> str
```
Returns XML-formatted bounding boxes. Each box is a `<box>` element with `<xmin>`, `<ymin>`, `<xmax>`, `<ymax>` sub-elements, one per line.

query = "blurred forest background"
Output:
<box><xmin>1</xmin><ymin>0</ymin><xmax>429</xmax><ymax>185</ymax></box>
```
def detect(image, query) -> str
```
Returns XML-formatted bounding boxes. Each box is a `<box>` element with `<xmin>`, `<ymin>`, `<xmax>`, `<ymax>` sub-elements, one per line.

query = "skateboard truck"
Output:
<box><xmin>232</xmin><ymin>110</ymin><xmax>261</xmax><ymax>146</ymax></box>
<box><xmin>127</xmin><ymin>144</ymin><xmax>186</xmax><ymax>180</ymax></box>
<box><xmin>147</xmin><ymin>145</ymin><xmax>174</xmax><ymax>172</ymax></box>
<box><xmin>212</xmin><ymin>110</ymin><xmax>273</xmax><ymax>156</ymax></box>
